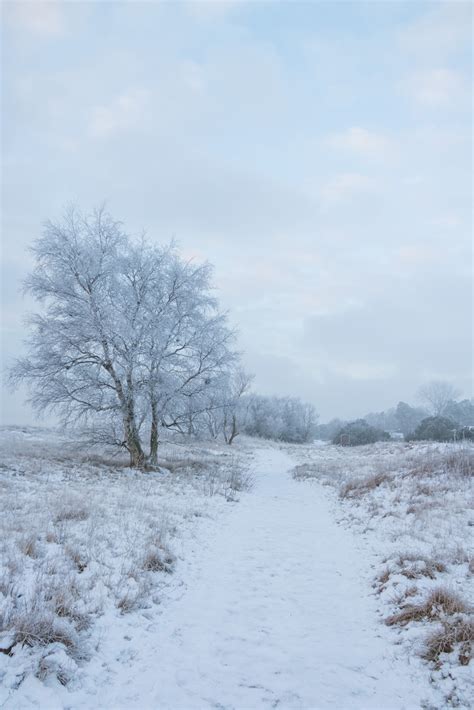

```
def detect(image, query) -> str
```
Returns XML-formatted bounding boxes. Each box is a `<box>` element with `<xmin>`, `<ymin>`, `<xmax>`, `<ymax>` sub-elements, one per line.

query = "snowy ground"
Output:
<box><xmin>289</xmin><ymin>440</ymin><xmax>473</xmax><ymax>708</ymax></box>
<box><xmin>0</xmin><ymin>427</ymin><xmax>254</xmax><ymax>708</ymax></box>
<box><xmin>0</xmin><ymin>429</ymin><xmax>472</xmax><ymax>709</ymax></box>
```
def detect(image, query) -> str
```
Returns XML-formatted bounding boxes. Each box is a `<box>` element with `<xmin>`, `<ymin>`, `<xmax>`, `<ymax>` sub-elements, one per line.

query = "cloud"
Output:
<box><xmin>331</xmin><ymin>362</ymin><xmax>397</xmax><ymax>382</ymax></box>
<box><xmin>402</xmin><ymin>68</ymin><xmax>468</xmax><ymax>108</ymax></box>
<box><xmin>326</xmin><ymin>127</ymin><xmax>391</xmax><ymax>157</ymax></box>
<box><xmin>396</xmin><ymin>245</ymin><xmax>440</xmax><ymax>268</ymax></box>
<box><xmin>184</xmin><ymin>0</ymin><xmax>240</xmax><ymax>21</ymax></box>
<box><xmin>7</xmin><ymin>1</ymin><xmax>64</xmax><ymax>37</ymax></box>
<box><xmin>88</xmin><ymin>89</ymin><xmax>151</xmax><ymax>139</ymax></box>
<box><xmin>179</xmin><ymin>60</ymin><xmax>207</xmax><ymax>95</ymax></box>
<box><xmin>399</xmin><ymin>2</ymin><xmax>472</xmax><ymax>59</ymax></box>
<box><xmin>302</xmin><ymin>271</ymin><xmax>471</xmax><ymax>383</ymax></box>
<box><xmin>321</xmin><ymin>173</ymin><xmax>377</xmax><ymax>204</ymax></box>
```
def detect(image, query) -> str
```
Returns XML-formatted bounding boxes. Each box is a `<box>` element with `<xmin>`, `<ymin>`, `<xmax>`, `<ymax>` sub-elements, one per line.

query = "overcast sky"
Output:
<box><xmin>1</xmin><ymin>0</ymin><xmax>472</xmax><ymax>424</ymax></box>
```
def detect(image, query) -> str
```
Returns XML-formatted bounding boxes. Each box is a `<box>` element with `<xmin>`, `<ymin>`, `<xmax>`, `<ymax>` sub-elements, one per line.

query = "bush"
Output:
<box><xmin>407</xmin><ymin>416</ymin><xmax>458</xmax><ymax>442</ymax></box>
<box><xmin>332</xmin><ymin>419</ymin><xmax>390</xmax><ymax>446</ymax></box>
<box><xmin>456</xmin><ymin>427</ymin><xmax>474</xmax><ymax>441</ymax></box>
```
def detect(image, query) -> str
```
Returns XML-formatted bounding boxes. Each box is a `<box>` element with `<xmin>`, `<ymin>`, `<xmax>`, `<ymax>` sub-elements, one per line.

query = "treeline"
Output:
<box><xmin>317</xmin><ymin>395</ymin><xmax>474</xmax><ymax>446</ymax></box>
<box><xmin>184</xmin><ymin>391</ymin><xmax>318</xmax><ymax>444</ymax></box>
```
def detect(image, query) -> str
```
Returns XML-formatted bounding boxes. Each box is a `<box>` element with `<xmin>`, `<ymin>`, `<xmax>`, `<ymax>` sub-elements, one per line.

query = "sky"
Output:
<box><xmin>1</xmin><ymin>0</ymin><xmax>472</xmax><ymax>424</ymax></box>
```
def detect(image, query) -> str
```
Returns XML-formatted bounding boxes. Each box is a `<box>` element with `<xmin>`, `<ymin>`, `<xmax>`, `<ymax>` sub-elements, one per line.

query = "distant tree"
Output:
<box><xmin>444</xmin><ymin>399</ymin><xmax>474</xmax><ymax>427</ymax></box>
<box><xmin>199</xmin><ymin>368</ymin><xmax>253</xmax><ymax>445</ymax></box>
<box><xmin>407</xmin><ymin>416</ymin><xmax>458</xmax><ymax>442</ymax></box>
<box><xmin>455</xmin><ymin>427</ymin><xmax>474</xmax><ymax>441</ymax></box>
<box><xmin>243</xmin><ymin>394</ymin><xmax>318</xmax><ymax>443</ymax></box>
<box><xmin>221</xmin><ymin>370</ymin><xmax>254</xmax><ymax>445</ymax></box>
<box><xmin>417</xmin><ymin>381</ymin><xmax>461</xmax><ymax>417</ymax></box>
<box><xmin>364</xmin><ymin>407</ymin><xmax>399</xmax><ymax>432</ymax></box>
<box><xmin>332</xmin><ymin>419</ymin><xmax>390</xmax><ymax>446</ymax></box>
<box><xmin>394</xmin><ymin>401</ymin><xmax>427</xmax><ymax>436</ymax></box>
<box><xmin>243</xmin><ymin>394</ymin><xmax>281</xmax><ymax>440</ymax></box>
<box><xmin>314</xmin><ymin>418</ymin><xmax>347</xmax><ymax>441</ymax></box>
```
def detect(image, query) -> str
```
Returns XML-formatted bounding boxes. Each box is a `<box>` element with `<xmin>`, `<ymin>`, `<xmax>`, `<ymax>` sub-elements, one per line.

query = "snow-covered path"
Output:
<box><xmin>38</xmin><ymin>446</ymin><xmax>429</xmax><ymax>709</ymax></box>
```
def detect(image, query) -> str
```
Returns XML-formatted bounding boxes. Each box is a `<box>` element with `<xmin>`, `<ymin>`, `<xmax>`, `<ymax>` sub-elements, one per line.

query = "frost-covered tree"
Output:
<box><xmin>242</xmin><ymin>394</ymin><xmax>318</xmax><ymax>443</ymax></box>
<box><xmin>417</xmin><ymin>381</ymin><xmax>461</xmax><ymax>417</ymax></box>
<box><xmin>444</xmin><ymin>398</ymin><xmax>474</xmax><ymax>427</ymax></box>
<box><xmin>10</xmin><ymin>206</ymin><xmax>238</xmax><ymax>468</ymax></box>
<box><xmin>364</xmin><ymin>408</ymin><xmax>398</xmax><ymax>432</ymax></box>
<box><xmin>220</xmin><ymin>369</ymin><xmax>254</xmax><ymax>445</ymax></box>
<box><xmin>394</xmin><ymin>401</ymin><xmax>427</xmax><ymax>436</ymax></box>
<box><xmin>332</xmin><ymin>419</ymin><xmax>390</xmax><ymax>446</ymax></box>
<box><xmin>136</xmin><ymin>252</ymin><xmax>238</xmax><ymax>463</ymax></box>
<box><xmin>186</xmin><ymin>368</ymin><xmax>253</xmax><ymax>444</ymax></box>
<box><xmin>314</xmin><ymin>418</ymin><xmax>347</xmax><ymax>441</ymax></box>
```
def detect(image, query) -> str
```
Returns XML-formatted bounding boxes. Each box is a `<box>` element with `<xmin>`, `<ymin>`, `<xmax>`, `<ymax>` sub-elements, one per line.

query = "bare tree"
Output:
<box><xmin>221</xmin><ymin>369</ymin><xmax>254</xmax><ymax>445</ymax></box>
<box><xmin>417</xmin><ymin>380</ymin><xmax>461</xmax><ymax>417</ymax></box>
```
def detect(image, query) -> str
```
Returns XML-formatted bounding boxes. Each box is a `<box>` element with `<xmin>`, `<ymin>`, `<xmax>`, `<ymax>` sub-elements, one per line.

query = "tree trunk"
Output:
<box><xmin>103</xmin><ymin>362</ymin><xmax>144</xmax><ymax>468</ymax></box>
<box><xmin>124</xmin><ymin>417</ymin><xmax>145</xmax><ymax>468</ymax></box>
<box><xmin>187</xmin><ymin>410</ymin><xmax>194</xmax><ymax>437</ymax></box>
<box><xmin>125</xmin><ymin>427</ymin><xmax>145</xmax><ymax>468</ymax></box>
<box><xmin>227</xmin><ymin>414</ymin><xmax>238</xmax><ymax>445</ymax></box>
<box><xmin>123</xmin><ymin>391</ymin><xmax>145</xmax><ymax>469</ymax></box>
<box><xmin>149</xmin><ymin>401</ymin><xmax>159</xmax><ymax>466</ymax></box>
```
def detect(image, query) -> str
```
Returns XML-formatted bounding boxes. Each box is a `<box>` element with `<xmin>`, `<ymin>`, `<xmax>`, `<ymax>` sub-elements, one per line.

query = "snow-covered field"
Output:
<box><xmin>0</xmin><ymin>428</ymin><xmax>472</xmax><ymax>709</ymax></box>
<box><xmin>290</xmin><ymin>440</ymin><xmax>473</xmax><ymax>708</ymax></box>
<box><xmin>0</xmin><ymin>426</ymin><xmax>254</xmax><ymax>708</ymax></box>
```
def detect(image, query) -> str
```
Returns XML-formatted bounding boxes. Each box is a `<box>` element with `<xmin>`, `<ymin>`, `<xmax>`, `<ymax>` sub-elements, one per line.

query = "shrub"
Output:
<box><xmin>456</xmin><ymin>427</ymin><xmax>474</xmax><ymax>441</ymax></box>
<box><xmin>332</xmin><ymin>419</ymin><xmax>390</xmax><ymax>446</ymax></box>
<box><xmin>407</xmin><ymin>416</ymin><xmax>457</xmax><ymax>442</ymax></box>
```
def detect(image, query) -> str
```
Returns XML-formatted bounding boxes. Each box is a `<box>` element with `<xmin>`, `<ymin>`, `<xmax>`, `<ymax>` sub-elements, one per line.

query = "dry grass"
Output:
<box><xmin>423</xmin><ymin>618</ymin><xmax>474</xmax><ymax>666</ymax></box>
<box><xmin>292</xmin><ymin>463</ymin><xmax>319</xmax><ymax>480</ymax></box>
<box><xmin>392</xmin><ymin>553</ymin><xmax>447</xmax><ymax>580</ymax></box>
<box><xmin>377</xmin><ymin>566</ymin><xmax>392</xmax><ymax>591</ymax></box>
<box><xmin>20</xmin><ymin>534</ymin><xmax>38</xmax><ymax>558</ymax></box>
<box><xmin>402</xmin><ymin>447</ymin><xmax>474</xmax><ymax>480</ymax></box>
<box><xmin>10</xmin><ymin>612</ymin><xmax>79</xmax><ymax>654</ymax></box>
<box><xmin>160</xmin><ymin>456</ymin><xmax>212</xmax><ymax>474</ymax></box>
<box><xmin>444</xmin><ymin>448</ymin><xmax>474</xmax><ymax>478</ymax></box>
<box><xmin>51</xmin><ymin>588</ymin><xmax>91</xmax><ymax>632</ymax></box>
<box><xmin>142</xmin><ymin>541</ymin><xmax>175</xmax><ymax>573</ymax></box>
<box><xmin>386</xmin><ymin>587</ymin><xmax>469</xmax><ymax>627</ymax></box>
<box><xmin>65</xmin><ymin>546</ymin><xmax>89</xmax><ymax>573</ymax></box>
<box><xmin>340</xmin><ymin>471</ymin><xmax>392</xmax><ymax>499</ymax></box>
<box><xmin>54</xmin><ymin>502</ymin><xmax>89</xmax><ymax>523</ymax></box>
<box><xmin>223</xmin><ymin>467</ymin><xmax>254</xmax><ymax>499</ymax></box>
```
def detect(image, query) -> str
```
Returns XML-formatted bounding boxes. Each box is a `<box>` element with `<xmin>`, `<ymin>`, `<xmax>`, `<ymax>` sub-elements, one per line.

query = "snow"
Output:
<box><xmin>78</xmin><ymin>447</ymin><xmax>435</xmax><ymax>709</ymax></box>
<box><xmin>1</xmin><ymin>429</ymin><xmax>471</xmax><ymax>708</ymax></box>
<box><xmin>289</xmin><ymin>439</ymin><xmax>474</xmax><ymax>708</ymax></box>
